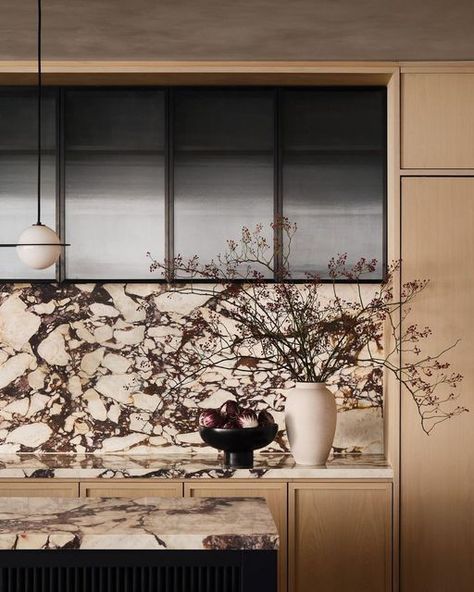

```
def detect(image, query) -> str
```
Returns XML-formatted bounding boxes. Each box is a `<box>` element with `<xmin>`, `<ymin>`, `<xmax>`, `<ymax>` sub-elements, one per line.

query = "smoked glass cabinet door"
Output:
<box><xmin>281</xmin><ymin>88</ymin><xmax>386</xmax><ymax>279</ymax></box>
<box><xmin>64</xmin><ymin>89</ymin><xmax>165</xmax><ymax>279</ymax></box>
<box><xmin>173</xmin><ymin>89</ymin><xmax>274</xmax><ymax>276</ymax></box>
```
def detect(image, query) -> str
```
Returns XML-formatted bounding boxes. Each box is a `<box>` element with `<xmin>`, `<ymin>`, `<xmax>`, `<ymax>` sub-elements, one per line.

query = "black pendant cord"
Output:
<box><xmin>36</xmin><ymin>0</ymin><xmax>42</xmax><ymax>226</ymax></box>
<box><xmin>0</xmin><ymin>0</ymin><xmax>70</xmax><ymax>250</ymax></box>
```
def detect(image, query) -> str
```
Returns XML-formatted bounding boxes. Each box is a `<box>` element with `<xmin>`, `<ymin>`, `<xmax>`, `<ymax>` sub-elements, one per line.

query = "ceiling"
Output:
<box><xmin>0</xmin><ymin>0</ymin><xmax>473</xmax><ymax>62</ymax></box>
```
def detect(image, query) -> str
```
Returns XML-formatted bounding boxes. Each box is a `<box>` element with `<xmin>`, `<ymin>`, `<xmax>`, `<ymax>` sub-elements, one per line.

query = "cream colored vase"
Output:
<box><xmin>285</xmin><ymin>382</ymin><xmax>337</xmax><ymax>465</ymax></box>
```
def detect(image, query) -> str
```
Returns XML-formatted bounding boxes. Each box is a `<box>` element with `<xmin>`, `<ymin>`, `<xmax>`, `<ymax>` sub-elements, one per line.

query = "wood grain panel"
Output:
<box><xmin>402</xmin><ymin>73</ymin><xmax>474</xmax><ymax>169</ymax></box>
<box><xmin>289</xmin><ymin>482</ymin><xmax>391</xmax><ymax>592</ymax></box>
<box><xmin>0</xmin><ymin>60</ymin><xmax>396</xmax><ymax>86</ymax></box>
<box><xmin>0</xmin><ymin>481</ymin><xmax>79</xmax><ymax>497</ymax></box>
<box><xmin>385</xmin><ymin>67</ymin><xmax>401</xmax><ymax>592</ymax></box>
<box><xmin>401</xmin><ymin>178</ymin><xmax>474</xmax><ymax>591</ymax></box>
<box><xmin>80</xmin><ymin>481</ymin><xmax>183</xmax><ymax>498</ymax></box>
<box><xmin>184</xmin><ymin>481</ymin><xmax>287</xmax><ymax>592</ymax></box>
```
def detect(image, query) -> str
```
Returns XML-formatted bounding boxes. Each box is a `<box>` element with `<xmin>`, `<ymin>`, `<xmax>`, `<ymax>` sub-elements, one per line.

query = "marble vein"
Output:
<box><xmin>0</xmin><ymin>453</ymin><xmax>393</xmax><ymax>479</ymax></box>
<box><xmin>0</xmin><ymin>496</ymin><xmax>278</xmax><ymax>551</ymax></box>
<box><xmin>0</xmin><ymin>283</ymin><xmax>383</xmax><ymax>455</ymax></box>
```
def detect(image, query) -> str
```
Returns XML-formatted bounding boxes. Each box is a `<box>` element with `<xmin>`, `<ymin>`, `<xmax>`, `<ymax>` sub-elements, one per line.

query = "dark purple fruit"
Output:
<box><xmin>237</xmin><ymin>409</ymin><xmax>258</xmax><ymax>428</ymax></box>
<box><xmin>258</xmin><ymin>409</ymin><xmax>275</xmax><ymax>425</ymax></box>
<box><xmin>199</xmin><ymin>409</ymin><xmax>223</xmax><ymax>428</ymax></box>
<box><xmin>220</xmin><ymin>399</ymin><xmax>240</xmax><ymax>419</ymax></box>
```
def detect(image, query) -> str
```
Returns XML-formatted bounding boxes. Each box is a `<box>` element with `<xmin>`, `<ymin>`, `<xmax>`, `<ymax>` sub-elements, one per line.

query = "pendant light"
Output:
<box><xmin>15</xmin><ymin>0</ymin><xmax>68</xmax><ymax>269</ymax></box>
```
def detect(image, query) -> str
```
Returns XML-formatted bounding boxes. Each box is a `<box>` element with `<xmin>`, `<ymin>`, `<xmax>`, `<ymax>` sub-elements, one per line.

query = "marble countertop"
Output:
<box><xmin>0</xmin><ymin>496</ymin><xmax>278</xmax><ymax>551</ymax></box>
<box><xmin>0</xmin><ymin>453</ymin><xmax>392</xmax><ymax>479</ymax></box>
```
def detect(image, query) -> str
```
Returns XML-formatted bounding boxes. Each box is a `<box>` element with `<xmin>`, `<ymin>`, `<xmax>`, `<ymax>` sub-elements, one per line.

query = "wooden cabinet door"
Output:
<box><xmin>80</xmin><ymin>481</ymin><xmax>183</xmax><ymax>498</ymax></box>
<box><xmin>0</xmin><ymin>481</ymin><xmax>79</xmax><ymax>497</ymax></box>
<box><xmin>402</xmin><ymin>73</ymin><xmax>474</xmax><ymax>169</ymax></box>
<box><xmin>401</xmin><ymin>178</ymin><xmax>474</xmax><ymax>591</ymax></box>
<box><xmin>289</xmin><ymin>482</ymin><xmax>391</xmax><ymax>592</ymax></box>
<box><xmin>185</xmin><ymin>481</ymin><xmax>287</xmax><ymax>592</ymax></box>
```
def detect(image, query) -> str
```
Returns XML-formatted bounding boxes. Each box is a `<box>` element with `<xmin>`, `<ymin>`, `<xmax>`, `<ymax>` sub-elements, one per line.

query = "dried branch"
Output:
<box><xmin>148</xmin><ymin>218</ymin><xmax>467</xmax><ymax>433</ymax></box>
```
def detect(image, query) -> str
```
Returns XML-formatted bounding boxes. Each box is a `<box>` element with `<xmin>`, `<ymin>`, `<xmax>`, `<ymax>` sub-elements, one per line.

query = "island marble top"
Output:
<box><xmin>0</xmin><ymin>496</ymin><xmax>278</xmax><ymax>551</ymax></box>
<box><xmin>0</xmin><ymin>453</ymin><xmax>392</xmax><ymax>480</ymax></box>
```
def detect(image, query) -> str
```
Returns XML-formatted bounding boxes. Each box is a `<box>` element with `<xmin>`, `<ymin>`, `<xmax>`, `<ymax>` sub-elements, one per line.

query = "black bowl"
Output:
<box><xmin>199</xmin><ymin>424</ymin><xmax>278</xmax><ymax>468</ymax></box>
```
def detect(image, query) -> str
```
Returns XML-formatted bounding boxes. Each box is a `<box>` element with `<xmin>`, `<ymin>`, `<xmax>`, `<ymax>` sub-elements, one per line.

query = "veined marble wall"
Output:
<box><xmin>0</xmin><ymin>283</ymin><xmax>383</xmax><ymax>455</ymax></box>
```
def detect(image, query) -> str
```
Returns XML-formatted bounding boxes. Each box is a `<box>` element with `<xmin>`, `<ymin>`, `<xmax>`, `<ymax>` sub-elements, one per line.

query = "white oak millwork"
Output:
<box><xmin>289</xmin><ymin>482</ymin><xmax>392</xmax><ymax>592</ymax></box>
<box><xmin>0</xmin><ymin>60</ymin><xmax>403</xmax><ymax>590</ymax></box>
<box><xmin>0</xmin><ymin>60</ymin><xmax>397</xmax><ymax>86</ymax></box>
<box><xmin>402</xmin><ymin>73</ymin><xmax>474</xmax><ymax>169</ymax></box>
<box><xmin>0</xmin><ymin>481</ymin><xmax>79</xmax><ymax>497</ymax></box>
<box><xmin>385</xmin><ymin>67</ymin><xmax>401</xmax><ymax>592</ymax></box>
<box><xmin>80</xmin><ymin>481</ymin><xmax>184</xmax><ymax>498</ymax></box>
<box><xmin>401</xmin><ymin>178</ymin><xmax>474</xmax><ymax>591</ymax></box>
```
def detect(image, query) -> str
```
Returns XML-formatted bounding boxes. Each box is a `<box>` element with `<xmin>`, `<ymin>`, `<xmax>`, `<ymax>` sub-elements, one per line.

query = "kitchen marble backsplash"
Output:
<box><xmin>0</xmin><ymin>283</ymin><xmax>383</xmax><ymax>454</ymax></box>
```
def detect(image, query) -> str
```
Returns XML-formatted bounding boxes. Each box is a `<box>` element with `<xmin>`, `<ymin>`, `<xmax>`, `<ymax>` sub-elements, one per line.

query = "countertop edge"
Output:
<box><xmin>0</xmin><ymin>453</ymin><xmax>393</xmax><ymax>480</ymax></box>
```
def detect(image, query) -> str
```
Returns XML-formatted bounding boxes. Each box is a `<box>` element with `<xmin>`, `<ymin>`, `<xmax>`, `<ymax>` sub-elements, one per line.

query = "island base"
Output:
<box><xmin>0</xmin><ymin>549</ymin><xmax>277</xmax><ymax>592</ymax></box>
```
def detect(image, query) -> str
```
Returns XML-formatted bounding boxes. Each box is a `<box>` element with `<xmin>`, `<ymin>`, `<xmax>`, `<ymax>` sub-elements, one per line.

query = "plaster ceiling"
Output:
<box><xmin>0</xmin><ymin>0</ymin><xmax>473</xmax><ymax>62</ymax></box>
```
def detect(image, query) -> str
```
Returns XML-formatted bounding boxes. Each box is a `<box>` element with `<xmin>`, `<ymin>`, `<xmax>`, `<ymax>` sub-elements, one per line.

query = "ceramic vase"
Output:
<box><xmin>284</xmin><ymin>382</ymin><xmax>337</xmax><ymax>465</ymax></box>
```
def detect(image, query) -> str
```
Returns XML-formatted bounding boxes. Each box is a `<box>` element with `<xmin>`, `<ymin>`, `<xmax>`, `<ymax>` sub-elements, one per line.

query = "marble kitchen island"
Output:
<box><xmin>0</xmin><ymin>496</ymin><xmax>278</xmax><ymax>592</ymax></box>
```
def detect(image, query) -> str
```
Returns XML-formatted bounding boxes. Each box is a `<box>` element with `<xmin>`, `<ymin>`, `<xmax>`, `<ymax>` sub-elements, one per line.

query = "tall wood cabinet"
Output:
<box><xmin>401</xmin><ymin>65</ymin><xmax>474</xmax><ymax>591</ymax></box>
<box><xmin>400</xmin><ymin>178</ymin><xmax>474</xmax><ymax>591</ymax></box>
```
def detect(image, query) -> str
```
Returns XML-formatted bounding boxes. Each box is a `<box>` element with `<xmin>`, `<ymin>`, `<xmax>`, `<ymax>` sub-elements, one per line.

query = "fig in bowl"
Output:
<box><xmin>198</xmin><ymin>401</ymin><xmax>277</xmax><ymax>468</ymax></box>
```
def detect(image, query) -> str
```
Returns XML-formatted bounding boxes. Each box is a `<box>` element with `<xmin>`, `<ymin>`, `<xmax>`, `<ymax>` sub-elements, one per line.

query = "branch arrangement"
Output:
<box><xmin>148</xmin><ymin>219</ymin><xmax>467</xmax><ymax>434</ymax></box>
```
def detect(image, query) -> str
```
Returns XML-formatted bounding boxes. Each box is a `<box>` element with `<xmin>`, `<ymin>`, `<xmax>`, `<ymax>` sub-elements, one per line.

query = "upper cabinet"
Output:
<box><xmin>173</xmin><ymin>89</ymin><xmax>274</xmax><ymax>276</ymax></box>
<box><xmin>402</xmin><ymin>73</ymin><xmax>474</xmax><ymax>169</ymax></box>
<box><xmin>0</xmin><ymin>86</ymin><xmax>387</xmax><ymax>282</ymax></box>
<box><xmin>281</xmin><ymin>88</ymin><xmax>386</xmax><ymax>278</ymax></box>
<box><xmin>65</xmin><ymin>89</ymin><xmax>166</xmax><ymax>280</ymax></box>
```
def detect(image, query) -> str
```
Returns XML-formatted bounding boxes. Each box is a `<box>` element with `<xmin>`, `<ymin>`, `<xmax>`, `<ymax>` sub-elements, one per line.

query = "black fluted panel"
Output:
<box><xmin>0</xmin><ymin>564</ymin><xmax>241</xmax><ymax>592</ymax></box>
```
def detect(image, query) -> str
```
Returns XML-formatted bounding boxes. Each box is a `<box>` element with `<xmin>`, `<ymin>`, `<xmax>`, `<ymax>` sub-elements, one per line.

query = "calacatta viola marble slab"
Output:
<box><xmin>0</xmin><ymin>496</ymin><xmax>278</xmax><ymax>551</ymax></box>
<box><xmin>0</xmin><ymin>453</ymin><xmax>392</xmax><ymax>479</ymax></box>
<box><xmin>0</xmin><ymin>283</ymin><xmax>383</xmax><ymax>456</ymax></box>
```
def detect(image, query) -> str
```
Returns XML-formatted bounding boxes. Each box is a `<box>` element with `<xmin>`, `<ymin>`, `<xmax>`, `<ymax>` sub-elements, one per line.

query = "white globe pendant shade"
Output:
<box><xmin>16</xmin><ymin>224</ymin><xmax>61</xmax><ymax>270</ymax></box>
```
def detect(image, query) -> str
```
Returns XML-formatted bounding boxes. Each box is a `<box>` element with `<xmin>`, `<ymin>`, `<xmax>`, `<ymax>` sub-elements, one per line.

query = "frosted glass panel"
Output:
<box><xmin>282</xmin><ymin>89</ymin><xmax>386</xmax><ymax>278</ymax></box>
<box><xmin>65</xmin><ymin>90</ymin><xmax>165</xmax><ymax>279</ymax></box>
<box><xmin>284</xmin><ymin>154</ymin><xmax>384</xmax><ymax>276</ymax></box>
<box><xmin>174</xmin><ymin>89</ymin><xmax>274</xmax><ymax>275</ymax></box>
<box><xmin>0</xmin><ymin>90</ymin><xmax>56</xmax><ymax>279</ymax></box>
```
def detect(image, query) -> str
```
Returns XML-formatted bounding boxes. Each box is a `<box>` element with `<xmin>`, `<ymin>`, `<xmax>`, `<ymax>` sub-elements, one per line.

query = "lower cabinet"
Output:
<box><xmin>0</xmin><ymin>480</ymin><xmax>79</xmax><ymax>497</ymax></box>
<box><xmin>0</xmin><ymin>477</ymin><xmax>392</xmax><ymax>591</ymax></box>
<box><xmin>80</xmin><ymin>481</ymin><xmax>184</xmax><ymax>498</ymax></box>
<box><xmin>184</xmin><ymin>481</ymin><xmax>288</xmax><ymax>592</ymax></box>
<box><xmin>289</xmin><ymin>482</ymin><xmax>392</xmax><ymax>592</ymax></box>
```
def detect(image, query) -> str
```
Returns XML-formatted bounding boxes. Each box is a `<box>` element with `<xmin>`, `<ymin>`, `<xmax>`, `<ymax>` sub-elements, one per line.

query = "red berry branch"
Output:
<box><xmin>148</xmin><ymin>218</ymin><xmax>467</xmax><ymax>435</ymax></box>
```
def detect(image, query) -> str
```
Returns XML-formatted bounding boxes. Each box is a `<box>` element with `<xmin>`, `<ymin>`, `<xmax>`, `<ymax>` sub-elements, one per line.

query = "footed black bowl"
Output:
<box><xmin>199</xmin><ymin>424</ymin><xmax>278</xmax><ymax>468</ymax></box>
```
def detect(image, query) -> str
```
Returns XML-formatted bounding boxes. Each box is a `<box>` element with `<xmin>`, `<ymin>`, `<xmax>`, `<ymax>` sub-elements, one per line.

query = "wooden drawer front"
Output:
<box><xmin>0</xmin><ymin>481</ymin><xmax>79</xmax><ymax>497</ymax></box>
<box><xmin>402</xmin><ymin>73</ymin><xmax>474</xmax><ymax>169</ymax></box>
<box><xmin>185</xmin><ymin>481</ymin><xmax>287</xmax><ymax>592</ymax></box>
<box><xmin>289</xmin><ymin>482</ymin><xmax>391</xmax><ymax>592</ymax></box>
<box><xmin>80</xmin><ymin>481</ymin><xmax>184</xmax><ymax>498</ymax></box>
